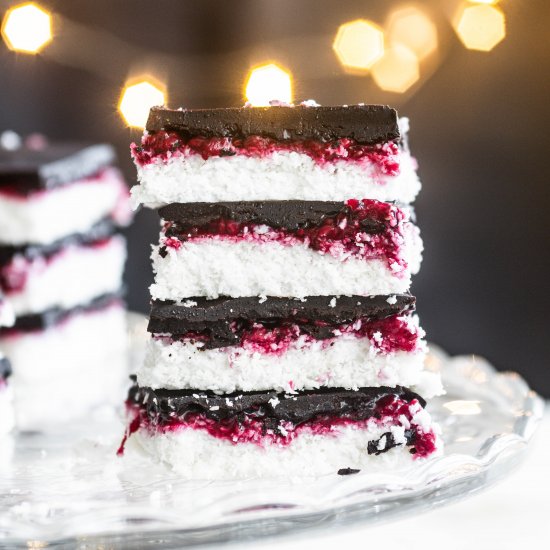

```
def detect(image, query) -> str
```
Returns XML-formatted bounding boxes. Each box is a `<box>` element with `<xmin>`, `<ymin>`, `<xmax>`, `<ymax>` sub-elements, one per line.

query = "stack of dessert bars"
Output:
<box><xmin>124</xmin><ymin>104</ymin><xmax>443</xmax><ymax>477</ymax></box>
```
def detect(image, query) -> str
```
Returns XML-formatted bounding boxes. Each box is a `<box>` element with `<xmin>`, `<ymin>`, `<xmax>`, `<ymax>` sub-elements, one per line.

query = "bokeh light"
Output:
<box><xmin>386</xmin><ymin>6</ymin><xmax>438</xmax><ymax>61</ymax></box>
<box><xmin>372</xmin><ymin>44</ymin><xmax>420</xmax><ymax>93</ymax></box>
<box><xmin>333</xmin><ymin>19</ymin><xmax>384</xmax><ymax>73</ymax></box>
<box><xmin>119</xmin><ymin>79</ymin><xmax>166</xmax><ymax>129</ymax></box>
<box><xmin>468</xmin><ymin>0</ymin><xmax>500</xmax><ymax>4</ymax></box>
<box><xmin>245</xmin><ymin>63</ymin><xmax>293</xmax><ymax>107</ymax></box>
<box><xmin>1</xmin><ymin>3</ymin><xmax>52</xmax><ymax>54</ymax></box>
<box><xmin>455</xmin><ymin>4</ymin><xmax>506</xmax><ymax>52</ymax></box>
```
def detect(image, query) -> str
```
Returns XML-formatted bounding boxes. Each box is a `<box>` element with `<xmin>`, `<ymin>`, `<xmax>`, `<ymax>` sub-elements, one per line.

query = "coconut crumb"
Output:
<box><xmin>269</xmin><ymin>397</ymin><xmax>280</xmax><ymax>408</ymax></box>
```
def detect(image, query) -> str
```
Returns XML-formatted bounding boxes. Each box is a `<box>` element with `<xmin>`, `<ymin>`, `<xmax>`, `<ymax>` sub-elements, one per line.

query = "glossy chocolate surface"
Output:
<box><xmin>146</xmin><ymin>105</ymin><xmax>400</xmax><ymax>145</ymax></box>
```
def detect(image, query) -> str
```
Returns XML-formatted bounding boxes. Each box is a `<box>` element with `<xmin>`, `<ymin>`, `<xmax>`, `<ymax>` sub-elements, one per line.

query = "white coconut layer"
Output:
<box><xmin>130</xmin><ymin>408</ymin><xmax>441</xmax><ymax>479</ymax></box>
<box><xmin>150</xmin><ymin>230</ymin><xmax>422</xmax><ymax>300</ymax></box>
<box><xmin>0</xmin><ymin>383</ymin><xmax>15</xmax><ymax>436</ymax></box>
<box><xmin>0</xmin><ymin>168</ymin><xmax>131</xmax><ymax>246</ymax></box>
<box><xmin>4</xmin><ymin>235</ymin><xmax>126</xmax><ymax>316</ymax></box>
<box><xmin>138</xmin><ymin>331</ymin><xmax>443</xmax><ymax>398</ymax></box>
<box><xmin>0</xmin><ymin>305</ymin><xmax>128</xmax><ymax>431</ymax></box>
<box><xmin>131</xmin><ymin>151</ymin><xmax>421</xmax><ymax>208</ymax></box>
<box><xmin>0</xmin><ymin>299</ymin><xmax>14</xmax><ymax>327</ymax></box>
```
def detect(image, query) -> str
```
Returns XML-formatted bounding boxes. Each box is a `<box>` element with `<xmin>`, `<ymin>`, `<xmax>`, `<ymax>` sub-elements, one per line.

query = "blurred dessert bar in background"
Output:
<box><xmin>0</xmin><ymin>135</ymin><xmax>132</xmax><ymax>430</ymax></box>
<box><xmin>0</xmin><ymin>290</ymin><xmax>14</xmax><ymax>436</ymax></box>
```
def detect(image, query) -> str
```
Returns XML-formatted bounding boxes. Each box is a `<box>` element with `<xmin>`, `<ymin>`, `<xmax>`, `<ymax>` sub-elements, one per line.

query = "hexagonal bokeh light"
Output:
<box><xmin>372</xmin><ymin>44</ymin><xmax>420</xmax><ymax>94</ymax></box>
<box><xmin>119</xmin><ymin>80</ymin><xmax>166</xmax><ymax>129</ymax></box>
<box><xmin>245</xmin><ymin>63</ymin><xmax>293</xmax><ymax>107</ymax></box>
<box><xmin>1</xmin><ymin>2</ymin><xmax>52</xmax><ymax>54</ymax></box>
<box><xmin>455</xmin><ymin>4</ymin><xmax>506</xmax><ymax>52</ymax></box>
<box><xmin>387</xmin><ymin>6</ymin><xmax>438</xmax><ymax>61</ymax></box>
<box><xmin>333</xmin><ymin>19</ymin><xmax>384</xmax><ymax>73</ymax></box>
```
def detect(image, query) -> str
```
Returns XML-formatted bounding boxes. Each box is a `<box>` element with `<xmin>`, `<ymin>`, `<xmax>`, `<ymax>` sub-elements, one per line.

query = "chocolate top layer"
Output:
<box><xmin>146</xmin><ymin>105</ymin><xmax>400</xmax><ymax>145</ymax></box>
<box><xmin>0</xmin><ymin>292</ymin><xmax>122</xmax><ymax>334</ymax></box>
<box><xmin>129</xmin><ymin>383</ymin><xmax>424</xmax><ymax>427</ymax></box>
<box><xmin>0</xmin><ymin>143</ymin><xmax>115</xmax><ymax>193</ymax></box>
<box><xmin>0</xmin><ymin>356</ymin><xmax>11</xmax><ymax>380</ymax></box>
<box><xmin>0</xmin><ymin>218</ymin><xmax>117</xmax><ymax>266</ymax></box>
<box><xmin>159</xmin><ymin>201</ymin><xmax>387</xmax><ymax>234</ymax></box>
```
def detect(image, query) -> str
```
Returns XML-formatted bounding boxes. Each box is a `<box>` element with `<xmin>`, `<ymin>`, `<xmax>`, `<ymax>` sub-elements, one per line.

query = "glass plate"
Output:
<box><xmin>0</xmin><ymin>313</ymin><xmax>544</xmax><ymax>548</ymax></box>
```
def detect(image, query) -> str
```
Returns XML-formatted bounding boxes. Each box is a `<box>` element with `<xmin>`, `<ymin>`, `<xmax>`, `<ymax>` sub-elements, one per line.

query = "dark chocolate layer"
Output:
<box><xmin>151</xmin><ymin>294</ymin><xmax>414</xmax><ymax>326</ymax></box>
<box><xmin>159</xmin><ymin>201</ymin><xmax>386</xmax><ymax>234</ymax></box>
<box><xmin>0</xmin><ymin>143</ymin><xmax>115</xmax><ymax>193</ymax></box>
<box><xmin>146</xmin><ymin>105</ymin><xmax>400</xmax><ymax>145</ymax></box>
<box><xmin>128</xmin><ymin>382</ymin><xmax>425</xmax><ymax>428</ymax></box>
<box><xmin>148</xmin><ymin>294</ymin><xmax>415</xmax><ymax>348</ymax></box>
<box><xmin>0</xmin><ymin>291</ymin><xmax>123</xmax><ymax>334</ymax></box>
<box><xmin>0</xmin><ymin>356</ymin><xmax>11</xmax><ymax>380</ymax></box>
<box><xmin>0</xmin><ymin>218</ymin><xmax>118</xmax><ymax>266</ymax></box>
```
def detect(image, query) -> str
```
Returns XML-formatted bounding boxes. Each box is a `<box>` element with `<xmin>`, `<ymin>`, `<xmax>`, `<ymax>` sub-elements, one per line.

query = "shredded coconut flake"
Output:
<box><xmin>390</xmin><ymin>425</ymin><xmax>406</xmax><ymax>445</ymax></box>
<box><xmin>269</xmin><ymin>397</ymin><xmax>280</xmax><ymax>408</ymax></box>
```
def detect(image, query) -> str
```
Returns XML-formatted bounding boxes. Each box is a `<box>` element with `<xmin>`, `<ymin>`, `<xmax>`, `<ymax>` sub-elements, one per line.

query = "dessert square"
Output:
<box><xmin>123</xmin><ymin>103</ymin><xmax>443</xmax><ymax>477</ymax></box>
<box><xmin>131</xmin><ymin>106</ymin><xmax>419</xmax><ymax>206</ymax></box>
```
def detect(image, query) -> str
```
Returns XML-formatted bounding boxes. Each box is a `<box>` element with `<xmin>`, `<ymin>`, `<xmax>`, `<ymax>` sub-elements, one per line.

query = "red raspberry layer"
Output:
<box><xmin>162</xmin><ymin>199</ymin><xmax>411</xmax><ymax>273</ymax></box>
<box><xmin>132</xmin><ymin>131</ymin><xmax>401</xmax><ymax>175</ymax></box>
<box><xmin>0</xmin><ymin>238</ymin><xmax>114</xmax><ymax>293</ymax></box>
<box><xmin>0</xmin><ymin>168</ymin><xmax>124</xmax><ymax>199</ymax></box>
<box><xmin>164</xmin><ymin>313</ymin><xmax>422</xmax><ymax>356</ymax></box>
<box><xmin>121</xmin><ymin>395</ymin><xmax>437</xmax><ymax>458</ymax></box>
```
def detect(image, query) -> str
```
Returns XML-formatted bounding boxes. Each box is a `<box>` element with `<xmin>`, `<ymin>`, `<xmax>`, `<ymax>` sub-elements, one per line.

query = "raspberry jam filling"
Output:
<box><xmin>121</xmin><ymin>395</ymin><xmax>437</xmax><ymax>458</ymax></box>
<box><xmin>0</xmin><ymin>238</ymin><xmax>114</xmax><ymax>293</ymax></box>
<box><xmin>0</xmin><ymin>167</ymin><xmax>123</xmax><ymax>199</ymax></box>
<box><xmin>0</xmin><ymin>295</ymin><xmax>123</xmax><ymax>338</ymax></box>
<box><xmin>131</xmin><ymin>131</ymin><xmax>401</xmax><ymax>175</ymax></box>
<box><xmin>163</xmin><ymin>313</ymin><xmax>421</xmax><ymax>355</ymax></box>
<box><xmin>161</xmin><ymin>199</ymin><xmax>410</xmax><ymax>271</ymax></box>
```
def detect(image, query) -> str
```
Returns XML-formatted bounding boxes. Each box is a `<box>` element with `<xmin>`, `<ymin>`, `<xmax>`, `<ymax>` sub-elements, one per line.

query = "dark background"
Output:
<box><xmin>1</xmin><ymin>0</ymin><xmax>548</xmax><ymax>395</ymax></box>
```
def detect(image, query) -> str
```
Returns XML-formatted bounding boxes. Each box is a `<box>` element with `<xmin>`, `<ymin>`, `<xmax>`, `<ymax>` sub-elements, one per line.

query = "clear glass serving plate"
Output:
<box><xmin>0</xmin><ymin>314</ymin><xmax>544</xmax><ymax>548</ymax></box>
